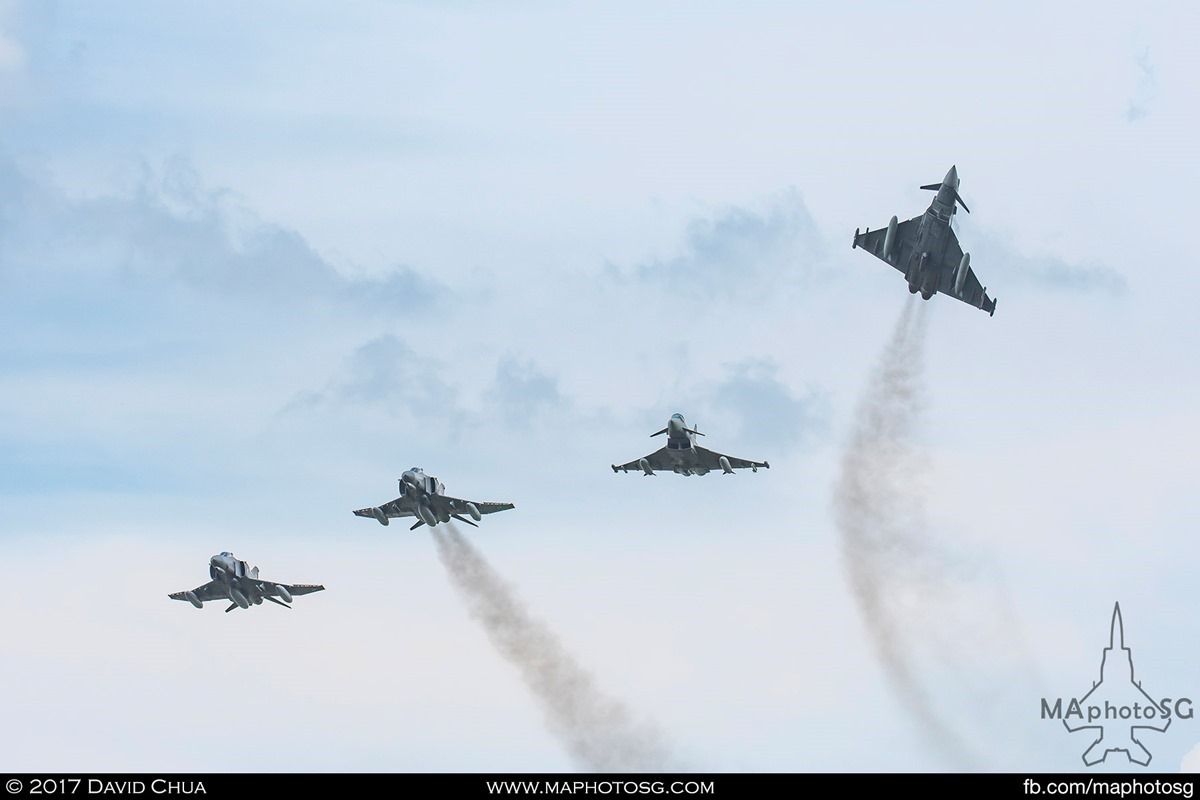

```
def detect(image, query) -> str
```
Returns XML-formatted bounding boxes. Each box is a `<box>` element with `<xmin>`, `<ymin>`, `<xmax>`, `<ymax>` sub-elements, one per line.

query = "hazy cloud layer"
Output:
<box><xmin>1126</xmin><ymin>47</ymin><xmax>1156</xmax><ymax>122</ymax></box>
<box><xmin>3</xmin><ymin>2</ymin><xmax>1198</xmax><ymax>774</ymax></box>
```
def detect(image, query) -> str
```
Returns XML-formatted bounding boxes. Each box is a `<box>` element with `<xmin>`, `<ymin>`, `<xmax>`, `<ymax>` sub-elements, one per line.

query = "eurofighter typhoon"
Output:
<box><xmin>168</xmin><ymin>552</ymin><xmax>325</xmax><ymax>612</ymax></box>
<box><xmin>852</xmin><ymin>165</ymin><xmax>996</xmax><ymax>315</ymax></box>
<box><xmin>353</xmin><ymin>467</ymin><xmax>515</xmax><ymax>530</ymax></box>
<box><xmin>611</xmin><ymin>413</ymin><xmax>769</xmax><ymax>476</ymax></box>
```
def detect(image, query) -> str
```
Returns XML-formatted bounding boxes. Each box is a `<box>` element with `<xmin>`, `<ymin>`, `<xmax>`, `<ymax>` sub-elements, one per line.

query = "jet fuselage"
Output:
<box><xmin>905</xmin><ymin>166</ymin><xmax>961</xmax><ymax>298</ymax></box>
<box><xmin>658</xmin><ymin>414</ymin><xmax>712</xmax><ymax>475</ymax></box>
<box><xmin>400</xmin><ymin>467</ymin><xmax>445</xmax><ymax>499</ymax></box>
<box><xmin>206</xmin><ymin>552</ymin><xmax>264</xmax><ymax>609</ymax></box>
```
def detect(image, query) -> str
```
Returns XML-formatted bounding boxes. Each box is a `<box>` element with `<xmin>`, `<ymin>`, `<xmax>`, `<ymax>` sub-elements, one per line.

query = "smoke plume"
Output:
<box><xmin>833</xmin><ymin>298</ymin><xmax>983</xmax><ymax>767</ymax></box>
<box><xmin>431</xmin><ymin>524</ymin><xmax>678</xmax><ymax>772</ymax></box>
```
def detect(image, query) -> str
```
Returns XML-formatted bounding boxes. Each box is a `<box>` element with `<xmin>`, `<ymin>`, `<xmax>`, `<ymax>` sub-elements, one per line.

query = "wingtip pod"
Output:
<box><xmin>981</xmin><ymin>291</ymin><xmax>996</xmax><ymax>317</ymax></box>
<box><xmin>611</xmin><ymin>464</ymin><xmax>619</xmax><ymax>473</ymax></box>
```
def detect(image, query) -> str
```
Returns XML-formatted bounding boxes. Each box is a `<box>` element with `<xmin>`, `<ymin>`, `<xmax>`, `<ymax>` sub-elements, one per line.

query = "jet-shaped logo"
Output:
<box><xmin>1061</xmin><ymin>603</ymin><xmax>1171</xmax><ymax>766</ymax></box>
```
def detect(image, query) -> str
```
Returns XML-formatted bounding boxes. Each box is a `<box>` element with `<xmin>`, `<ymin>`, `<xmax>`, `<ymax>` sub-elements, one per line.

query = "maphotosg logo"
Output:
<box><xmin>1041</xmin><ymin>603</ymin><xmax>1193</xmax><ymax>766</ymax></box>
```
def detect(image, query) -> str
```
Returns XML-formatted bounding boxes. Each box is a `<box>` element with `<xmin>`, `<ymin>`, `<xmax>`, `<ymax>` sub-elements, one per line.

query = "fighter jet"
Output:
<box><xmin>611</xmin><ymin>413</ymin><xmax>769</xmax><ymax>476</ymax></box>
<box><xmin>353</xmin><ymin>467</ymin><xmax>515</xmax><ymax>530</ymax></box>
<box><xmin>168</xmin><ymin>552</ymin><xmax>325</xmax><ymax>612</ymax></box>
<box><xmin>852</xmin><ymin>165</ymin><xmax>997</xmax><ymax>316</ymax></box>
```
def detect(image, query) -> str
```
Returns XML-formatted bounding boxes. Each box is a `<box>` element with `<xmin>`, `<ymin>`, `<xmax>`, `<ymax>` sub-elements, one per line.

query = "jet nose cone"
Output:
<box><xmin>945</xmin><ymin>165</ymin><xmax>959</xmax><ymax>187</ymax></box>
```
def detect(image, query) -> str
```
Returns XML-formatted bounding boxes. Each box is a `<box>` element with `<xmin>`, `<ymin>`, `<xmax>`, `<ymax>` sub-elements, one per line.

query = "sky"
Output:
<box><xmin>2</xmin><ymin>0</ymin><xmax>1200</xmax><ymax>774</ymax></box>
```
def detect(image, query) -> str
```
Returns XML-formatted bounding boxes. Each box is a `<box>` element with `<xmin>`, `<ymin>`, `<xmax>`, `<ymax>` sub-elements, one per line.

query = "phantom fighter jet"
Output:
<box><xmin>353</xmin><ymin>467</ymin><xmax>515</xmax><ymax>530</ymax></box>
<box><xmin>611</xmin><ymin>413</ymin><xmax>769</xmax><ymax>476</ymax></box>
<box><xmin>852</xmin><ymin>165</ymin><xmax>996</xmax><ymax>315</ymax></box>
<box><xmin>168</xmin><ymin>552</ymin><xmax>325</xmax><ymax>612</ymax></box>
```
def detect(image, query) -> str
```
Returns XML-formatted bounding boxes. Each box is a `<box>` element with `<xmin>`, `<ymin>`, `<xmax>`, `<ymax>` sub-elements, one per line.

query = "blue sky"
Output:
<box><xmin>2</xmin><ymin>0</ymin><xmax>1200</xmax><ymax>773</ymax></box>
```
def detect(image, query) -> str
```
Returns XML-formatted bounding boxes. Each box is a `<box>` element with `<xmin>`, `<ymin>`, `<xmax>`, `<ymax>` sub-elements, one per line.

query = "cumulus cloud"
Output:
<box><xmin>972</xmin><ymin>231</ymin><xmax>1127</xmax><ymax>295</ymax></box>
<box><xmin>709</xmin><ymin>359</ymin><xmax>828</xmax><ymax>453</ymax></box>
<box><xmin>607</xmin><ymin>188</ymin><xmax>831</xmax><ymax>301</ymax></box>
<box><xmin>0</xmin><ymin>154</ymin><xmax>459</xmax><ymax>494</ymax></box>
<box><xmin>485</xmin><ymin>356</ymin><xmax>565</xmax><ymax>429</ymax></box>
<box><xmin>0</xmin><ymin>154</ymin><xmax>442</xmax><ymax>310</ymax></box>
<box><xmin>1014</xmin><ymin>255</ymin><xmax>1125</xmax><ymax>295</ymax></box>
<box><xmin>287</xmin><ymin>334</ymin><xmax>461</xmax><ymax>420</ymax></box>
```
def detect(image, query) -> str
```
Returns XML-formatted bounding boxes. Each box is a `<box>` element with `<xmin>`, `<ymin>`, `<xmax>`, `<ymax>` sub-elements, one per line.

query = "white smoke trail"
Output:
<box><xmin>431</xmin><ymin>524</ymin><xmax>678</xmax><ymax>772</ymax></box>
